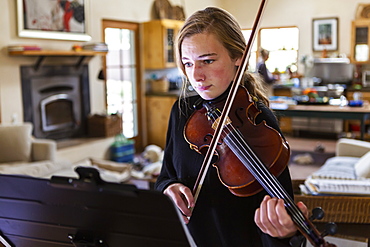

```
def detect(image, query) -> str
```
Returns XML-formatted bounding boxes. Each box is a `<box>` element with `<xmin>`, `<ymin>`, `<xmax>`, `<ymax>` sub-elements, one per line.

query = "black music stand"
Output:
<box><xmin>0</xmin><ymin>167</ymin><xmax>196</xmax><ymax>247</ymax></box>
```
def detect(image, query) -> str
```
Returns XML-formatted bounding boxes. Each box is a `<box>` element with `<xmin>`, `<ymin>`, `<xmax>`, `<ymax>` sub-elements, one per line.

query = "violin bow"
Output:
<box><xmin>192</xmin><ymin>0</ymin><xmax>267</xmax><ymax>207</ymax></box>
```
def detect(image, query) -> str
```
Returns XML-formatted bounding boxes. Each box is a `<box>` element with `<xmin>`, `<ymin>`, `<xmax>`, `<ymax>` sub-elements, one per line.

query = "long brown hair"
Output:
<box><xmin>176</xmin><ymin>7</ymin><xmax>269</xmax><ymax>106</ymax></box>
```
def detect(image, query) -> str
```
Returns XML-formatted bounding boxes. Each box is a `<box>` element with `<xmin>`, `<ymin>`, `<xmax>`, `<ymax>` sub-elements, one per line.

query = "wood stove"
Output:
<box><xmin>21</xmin><ymin>65</ymin><xmax>90</xmax><ymax>140</ymax></box>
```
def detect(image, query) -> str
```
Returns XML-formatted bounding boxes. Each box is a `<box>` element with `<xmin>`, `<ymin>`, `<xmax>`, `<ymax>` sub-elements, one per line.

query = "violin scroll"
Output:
<box><xmin>290</xmin><ymin>207</ymin><xmax>337</xmax><ymax>247</ymax></box>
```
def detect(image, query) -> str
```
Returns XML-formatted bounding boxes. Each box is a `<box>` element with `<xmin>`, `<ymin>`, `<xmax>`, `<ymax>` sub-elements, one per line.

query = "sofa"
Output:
<box><xmin>0</xmin><ymin>122</ymin><xmax>134</xmax><ymax>182</ymax></box>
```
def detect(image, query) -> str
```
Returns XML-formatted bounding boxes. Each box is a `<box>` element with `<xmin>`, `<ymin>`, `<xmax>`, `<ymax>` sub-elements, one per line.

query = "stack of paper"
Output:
<box><xmin>302</xmin><ymin>177</ymin><xmax>370</xmax><ymax>196</ymax></box>
<box><xmin>299</xmin><ymin>156</ymin><xmax>370</xmax><ymax>196</ymax></box>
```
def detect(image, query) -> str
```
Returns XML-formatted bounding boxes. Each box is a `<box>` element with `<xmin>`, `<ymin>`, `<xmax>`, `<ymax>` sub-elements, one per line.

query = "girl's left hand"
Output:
<box><xmin>254</xmin><ymin>195</ymin><xmax>308</xmax><ymax>238</ymax></box>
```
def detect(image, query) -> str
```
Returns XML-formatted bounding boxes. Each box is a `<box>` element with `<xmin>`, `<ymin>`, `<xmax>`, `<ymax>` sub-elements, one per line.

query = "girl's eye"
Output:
<box><xmin>203</xmin><ymin>59</ymin><xmax>214</xmax><ymax>64</ymax></box>
<box><xmin>183</xmin><ymin>62</ymin><xmax>193</xmax><ymax>67</ymax></box>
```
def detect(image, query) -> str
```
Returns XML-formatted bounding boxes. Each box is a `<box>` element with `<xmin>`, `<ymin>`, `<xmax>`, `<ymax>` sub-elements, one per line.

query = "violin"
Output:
<box><xmin>184</xmin><ymin>86</ymin><xmax>337</xmax><ymax>247</ymax></box>
<box><xmin>183</xmin><ymin>1</ymin><xmax>337</xmax><ymax>246</ymax></box>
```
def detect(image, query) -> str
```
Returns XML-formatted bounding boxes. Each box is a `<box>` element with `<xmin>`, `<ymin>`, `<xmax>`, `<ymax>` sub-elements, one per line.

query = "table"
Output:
<box><xmin>273</xmin><ymin>104</ymin><xmax>370</xmax><ymax>140</ymax></box>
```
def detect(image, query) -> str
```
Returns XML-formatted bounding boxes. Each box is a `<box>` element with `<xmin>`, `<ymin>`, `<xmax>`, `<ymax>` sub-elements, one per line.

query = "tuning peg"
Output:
<box><xmin>309</xmin><ymin>207</ymin><xmax>325</xmax><ymax>221</ymax></box>
<box><xmin>321</xmin><ymin>222</ymin><xmax>338</xmax><ymax>237</ymax></box>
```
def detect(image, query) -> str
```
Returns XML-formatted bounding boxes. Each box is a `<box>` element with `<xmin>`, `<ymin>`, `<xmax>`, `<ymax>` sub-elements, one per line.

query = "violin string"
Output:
<box><xmin>223</xmin><ymin>130</ymin><xmax>309</xmax><ymax>234</ymax></box>
<box><xmin>226</xmin><ymin>127</ymin><xmax>300</xmax><ymax>211</ymax></box>
<box><xmin>209</xmin><ymin>109</ymin><xmax>294</xmax><ymax>203</ymax></box>
<box><xmin>208</xmin><ymin>109</ymin><xmax>311</xmax><ymax>235</ymax></box>
<box><xmin>223</xmin><ymin>128</ymin><xmax>309</xmax><ymax>233</ymax></box>
<box><xmin>208</xmin><ymin>106</ymin><xmax>323</xmax><ymax>245</ymax></box>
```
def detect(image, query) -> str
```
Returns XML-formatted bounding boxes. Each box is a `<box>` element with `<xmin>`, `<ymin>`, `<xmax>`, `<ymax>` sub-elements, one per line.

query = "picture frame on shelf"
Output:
<box><xmin>312</xmin><ymin>17</ymin><xmax>338</xmax><ymax>51</ymax></box>
<box><xmin>17</xmin><ymin>0</ymin><xmax>91</xmax><ymax>41</ymax></box>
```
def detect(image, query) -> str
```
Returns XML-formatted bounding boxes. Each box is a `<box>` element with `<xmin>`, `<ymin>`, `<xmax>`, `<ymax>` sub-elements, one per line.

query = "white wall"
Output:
<box><xmin>0</xmin><ymin>0</ymin><xmax>368</xmax><ymax>123</ymax></box>
<box><xmin>0</xmin><ymin>0</ymin><xmax>220</xmax><ymax>124</ymax></box>
<box><xmin>224</xmin><ymin>0</ymin><xmax>370</xmax><ymax>70</ymax></box>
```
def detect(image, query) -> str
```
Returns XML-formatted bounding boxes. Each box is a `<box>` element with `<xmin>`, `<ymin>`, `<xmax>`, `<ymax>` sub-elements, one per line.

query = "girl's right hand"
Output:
<box><xmin>164</xmin><ymin>183</ymin><xmax>195</xmax><ymax>224</ymax></box>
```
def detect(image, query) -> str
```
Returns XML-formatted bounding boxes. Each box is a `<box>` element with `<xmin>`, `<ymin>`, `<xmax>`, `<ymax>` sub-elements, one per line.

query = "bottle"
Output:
<box><xmin>339</xmin><ymin>95</ymin><xmax>348</xmax><ymax>107</ymax></box>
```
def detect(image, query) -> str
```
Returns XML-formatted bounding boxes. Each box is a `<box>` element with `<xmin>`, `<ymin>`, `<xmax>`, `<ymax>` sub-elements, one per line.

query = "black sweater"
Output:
<box><xmin>155</xmin><ymin>93</ymin><xmax>294</xmax><ymax>247</ymax></box>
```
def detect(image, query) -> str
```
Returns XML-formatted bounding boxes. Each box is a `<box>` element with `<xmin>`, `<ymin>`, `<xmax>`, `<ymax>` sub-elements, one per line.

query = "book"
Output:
<box><xmin>7</xmin><ymin>45</ymin><xmax>41</xmax><ymax>51</ymax></box>
<box><xmin>82</xmin><ymin>42</ymin><xmax>108</xmax><ymax>52</ymax></box>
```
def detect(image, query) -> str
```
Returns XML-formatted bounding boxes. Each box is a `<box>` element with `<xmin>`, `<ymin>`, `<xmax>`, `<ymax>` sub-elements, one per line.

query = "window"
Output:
<box><xmin>260</xmin><ymin>27</ymin><xmax>299</xmax><ymax>73</ymax></box>
<box><xmin>103</xmin><ymin>20</ymin><xmax>142</xmax><ymax>147</ymax></box>
<box><xmin>243</xmin><ymin>27</ymin><xmax>299</xmax><ymax>74</ymax></box>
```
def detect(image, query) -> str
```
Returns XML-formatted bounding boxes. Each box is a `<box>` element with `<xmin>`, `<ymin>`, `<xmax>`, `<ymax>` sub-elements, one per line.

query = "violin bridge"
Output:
<box><xmin>212</xmin><ymin>116</ymin><xmax>232</xmax><ymax>130</ymax></box>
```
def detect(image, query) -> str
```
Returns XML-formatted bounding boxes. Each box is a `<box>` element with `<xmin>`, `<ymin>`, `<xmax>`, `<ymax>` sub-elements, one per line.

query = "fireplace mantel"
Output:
<box><xmin>8</xmin><ymin>50</ymin><xmax>107</xmax><ymax>70</ymax></box>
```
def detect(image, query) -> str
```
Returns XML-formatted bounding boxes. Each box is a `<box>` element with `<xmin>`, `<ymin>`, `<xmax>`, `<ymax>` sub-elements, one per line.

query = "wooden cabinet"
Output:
<box><xmin>351</xmin><ymin>19</ymin><xmax>370</xmax><ymax>63</ymax></box>
<box><xmin>143</xmin><ymin>19</ymin><xmax>183</xmax><ymax>69</ymax></box>
<box><xmin>146</xmin><ymin>95</ymin><xmax>177</xmax><ymax>149</ymax></box>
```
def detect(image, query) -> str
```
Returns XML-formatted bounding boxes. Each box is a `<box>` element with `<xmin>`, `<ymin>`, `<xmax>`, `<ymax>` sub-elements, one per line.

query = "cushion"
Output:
<box><xmin>354</xmin><ymin>151</ymin><xmax>370</xmax><ymax>178</ymax></box>
<box><xmin>0</xmin><ymin>123</ymin><xmax>33</xmax><ymax>163</ymax></box>
<box><xmin>0</xmin><ymin>160</ymin><xmax>72</xmax><ymax>178</ymax></box>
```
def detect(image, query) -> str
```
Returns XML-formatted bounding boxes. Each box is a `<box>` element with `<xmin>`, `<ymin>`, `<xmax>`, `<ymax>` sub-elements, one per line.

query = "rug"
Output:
<box><xmin>288</xmin><ymin>150</ymin><xmax>336</xmax><ymax>180</ymax></box>
<box><xmin>289</xmin><ymin>150</ymin><xmax>335</xmax><ymax>166</ymax></box>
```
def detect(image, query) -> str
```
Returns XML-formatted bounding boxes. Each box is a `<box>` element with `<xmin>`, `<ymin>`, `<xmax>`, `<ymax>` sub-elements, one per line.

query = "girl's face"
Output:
<box><xmin>181</xmin><ymin>32</ymin><xmax>241</xmax><ymax>100</ymax></box>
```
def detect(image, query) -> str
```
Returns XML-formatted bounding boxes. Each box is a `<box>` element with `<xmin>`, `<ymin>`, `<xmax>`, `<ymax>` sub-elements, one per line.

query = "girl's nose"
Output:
<box><xmin>193</xmin><ymin>64</ymin><xmax>205</xmax><ymax>82</ymax></box>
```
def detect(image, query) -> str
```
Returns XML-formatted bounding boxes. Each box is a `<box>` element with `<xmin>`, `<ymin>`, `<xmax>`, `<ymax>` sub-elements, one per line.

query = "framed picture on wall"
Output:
<box><xmin>17</xmin><ymin>0</ymin><xmax>91</xmax><ymax>41</ymax></box>
<box><xmin>312</xmin><ymin>17</ymin><xmax>338</xmax><ymax>51</ymax></box>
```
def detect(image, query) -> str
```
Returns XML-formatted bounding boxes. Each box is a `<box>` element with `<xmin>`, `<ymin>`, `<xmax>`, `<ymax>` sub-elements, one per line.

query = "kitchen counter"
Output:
<box><xmin>273</xmin><ymin>104</ymin><xmax>370</xmax><ymax>140</ymax></box>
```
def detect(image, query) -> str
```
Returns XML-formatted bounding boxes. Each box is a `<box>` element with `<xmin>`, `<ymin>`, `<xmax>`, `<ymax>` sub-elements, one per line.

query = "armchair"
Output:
<box><xmin>336</xmin><ymin>138</ymin><xmax>370</xmax><ymax>158</ymax></box>
<box><xmin>0</xmin><ymin>123</ymin><xmax>74</xmax><ymax>178</ymax></box>
<box><xmin>0</xmin><ymin>122</ymin><xmax>56</xmax><ymax>163</ymax></box>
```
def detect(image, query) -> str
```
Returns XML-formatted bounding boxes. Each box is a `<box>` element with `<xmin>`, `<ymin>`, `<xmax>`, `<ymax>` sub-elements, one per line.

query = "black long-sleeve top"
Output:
<box><xmin>155</xmin><ymin>92</ymin><xmax>294</xmax><ymax>247</ymax></box>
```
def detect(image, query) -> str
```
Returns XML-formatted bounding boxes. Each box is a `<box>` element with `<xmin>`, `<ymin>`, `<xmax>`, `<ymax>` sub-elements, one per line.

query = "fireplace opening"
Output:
<box><xmin>41</xmin><ymin>93</ymin><xmax>75</xmax><ymax>132</ymax></box>
<box><xmin>21</xmin><ymin>65</ymin><xmax>90</xmax><ymax>140</ymax></box>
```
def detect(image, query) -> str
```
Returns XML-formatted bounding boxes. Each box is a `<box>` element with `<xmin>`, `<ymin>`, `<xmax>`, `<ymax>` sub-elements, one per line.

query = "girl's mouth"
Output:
<box><xmin>197</xmin><ymin>85</ymin><xmax>212</xmax><ymax>91</ymax></box>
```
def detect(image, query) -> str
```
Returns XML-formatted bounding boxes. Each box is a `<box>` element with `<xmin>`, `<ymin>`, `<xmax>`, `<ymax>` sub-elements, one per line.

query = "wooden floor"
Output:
<box><xmin>55</xmin><ymin>134</ymin><xmax>338</xmax><ymax>180</ymax></box>
<box><xmin>284</xmin><ymin>135</ymin><xmax>337</xmax><ymax>180</ymax></box>
<box><xmin>285</xmin><ymin>135</ymin><xmax>337</xmax><ymax>153</ymax></box>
